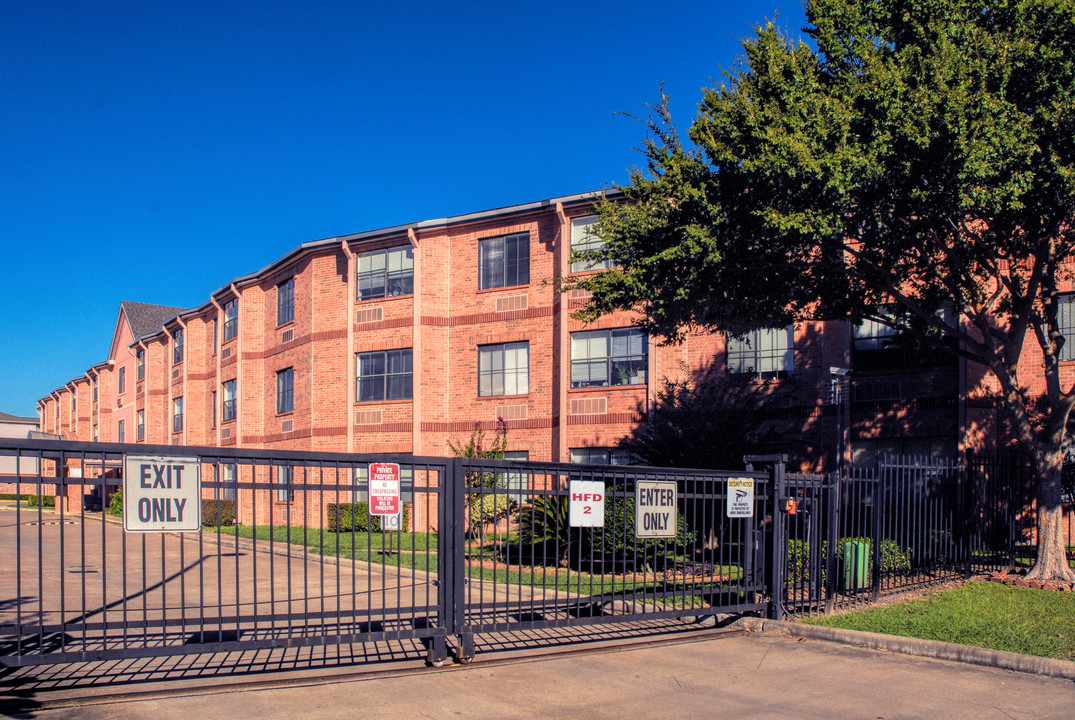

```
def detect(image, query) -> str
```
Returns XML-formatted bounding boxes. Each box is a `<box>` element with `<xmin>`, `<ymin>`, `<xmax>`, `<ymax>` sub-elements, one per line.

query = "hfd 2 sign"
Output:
<box><xmin>569</xmin><ymin>480</ymin><xmax>605</xmax><ymax>527</ymax></box>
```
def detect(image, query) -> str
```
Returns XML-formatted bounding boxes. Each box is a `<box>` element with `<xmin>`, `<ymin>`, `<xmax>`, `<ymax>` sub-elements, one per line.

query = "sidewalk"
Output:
<box><xmin>8</xmin><ymin>629</ymin><xmax>1075</xmax><ymax>719</ymax></box>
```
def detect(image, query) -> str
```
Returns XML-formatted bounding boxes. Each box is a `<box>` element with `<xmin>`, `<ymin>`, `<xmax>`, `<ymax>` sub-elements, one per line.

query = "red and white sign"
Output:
<box><xmin>368</xmin><ymin>462</ymin><xmax>400</xmax><ymax>516</ymax></box>
<box><xmin>569</xmin><ymin>480</ymin><xmax>605</xmax><ymax>527</ymax></box>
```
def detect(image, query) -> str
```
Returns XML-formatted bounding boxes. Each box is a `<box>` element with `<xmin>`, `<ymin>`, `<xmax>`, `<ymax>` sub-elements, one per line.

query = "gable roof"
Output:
<box><xmin>0</xmin><ymin>411</ymin><xmax>38</xmax><ymax>424</ymax></box>
<box><xmin>120</xmin><ymin>301</ymin><xmax>188</xmax><ymax>342</ymax></box>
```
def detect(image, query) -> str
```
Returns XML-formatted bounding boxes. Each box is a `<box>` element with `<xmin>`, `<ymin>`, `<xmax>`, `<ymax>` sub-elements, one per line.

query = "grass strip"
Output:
<box><xmin>804</xmin><ymin>580</ymin><xmax>1075</xmax><ymax>661</ymax></box>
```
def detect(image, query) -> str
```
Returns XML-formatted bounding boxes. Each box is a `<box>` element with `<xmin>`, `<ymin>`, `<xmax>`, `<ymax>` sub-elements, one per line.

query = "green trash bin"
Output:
<box><xmin>843</xmin><ymin>539</ymin><xmax>870</xmax><ymax>590</ymax></box>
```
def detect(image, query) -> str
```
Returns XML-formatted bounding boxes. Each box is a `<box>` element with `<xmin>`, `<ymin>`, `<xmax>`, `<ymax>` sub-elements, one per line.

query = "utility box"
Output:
<box><xmin>843</xmin><ymin>539</ymin><xmax>870</xmax><ymax>590</ymax></box>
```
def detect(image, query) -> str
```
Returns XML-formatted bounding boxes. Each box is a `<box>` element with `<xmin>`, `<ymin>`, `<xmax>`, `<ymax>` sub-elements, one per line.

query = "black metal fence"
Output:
<box><xmin>0</xmin><ymin>438</ymin><xmax>450</xmax><ymax>667</ymax></box>
<box><xmin>778</xmin><ymin>455</ymin><xmax>1042</xmax><ymax>616</ymax></box>
<box><xmin>0</xmin><ymin>438</ymin><xmax>772</xmax><ymax>669</ymax></box>
<box><xmin>1</xmin><ymin>438</ymin><xmax>1052</xmax><ymax>668</ymax></box>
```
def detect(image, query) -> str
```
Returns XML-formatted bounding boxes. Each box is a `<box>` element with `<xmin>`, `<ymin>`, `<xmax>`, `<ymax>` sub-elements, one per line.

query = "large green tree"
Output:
<box><xmin>576</xmin><ymin>0</ymin><xmax>1075</xmax><ymax>582</ymax></box>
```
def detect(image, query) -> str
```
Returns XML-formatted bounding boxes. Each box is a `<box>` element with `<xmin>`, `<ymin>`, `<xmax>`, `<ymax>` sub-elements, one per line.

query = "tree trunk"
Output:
<box><xmin>1025</xmin><ymin>448</ymin><xmax>1075</xmax><ymax>583</ymax></box>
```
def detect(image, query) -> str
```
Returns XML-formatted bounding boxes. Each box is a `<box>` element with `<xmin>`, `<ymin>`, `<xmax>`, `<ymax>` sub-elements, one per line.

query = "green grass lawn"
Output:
<box><xmin>804</xmin><ymin>580</ymin><xmax>1075</xmax><ymax>661</ymax></box>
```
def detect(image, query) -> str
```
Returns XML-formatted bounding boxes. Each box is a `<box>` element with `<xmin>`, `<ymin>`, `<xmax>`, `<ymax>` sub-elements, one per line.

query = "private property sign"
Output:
<box><xmin>123</xmin><ymin>455</ymin><xmax>201</xmax><ymax>532</ymax></box>
<box><xmin>368</xmin><ymin>462</ymin><xmax>401</xmax><ymax>516</ymax></box>
<box><xmin>635</xmin><ymin>480</ymin><xmax>677</xmax><ymax>539</ymax></box>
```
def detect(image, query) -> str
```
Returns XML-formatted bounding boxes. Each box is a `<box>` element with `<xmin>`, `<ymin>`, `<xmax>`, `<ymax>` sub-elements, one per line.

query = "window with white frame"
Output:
<box><xmin>727</xmin><ymin>327</ymin><xmax>794</xmax><ymax>380</ymax></box>
<box><xmin>1059</xmin><ymin>294</ymin><xmax>1075</xmax><ymax>361</ymax></box>
<box><xmin>569</xmin><ymin>447</ymin><xmax>634</xmax><ymax>465</ymax></box>
<box><xmin>479</xmin><ymin>233</ymin><xmax>529</xmax><ymax>289</ymax></box>
<box><xmin>136</xmin><ymin>409</ymin><xmax>145</xmax><ymax>441</ymax></box>
<box><xmin>172</xmin><ymin>396</ymin><xmax>183</xmax><ymax>433</ymax></box>
<box><xmin>570</xmin><ymin>215</ymin><xmax>612</xmax><ymax>273</ymax></box>
<box><xmin>136</xmin><ymin>348</ymin><xmax>145</xmax><ymax>381</ymax></box>
<box><xmin>211</xmin><ymin>390</ymin><xmax>217</xmax><ymax>428</ymax></box>
<box><xmin>357</xmin><ymin>246</ymin><xmax>414</xmax><ymax>300</ymax></box>
<box><xmin>478</xmin><ymin>342</ymin><xmax>529</xmax><ymax>397</ymax></box>
<box><xmin>277</xmin><ymin>277</ymin><xmax>294</xmax><ymax>326</ymax></box>
<box><xmin>117</xmin><ymin>366</ymin><xmax>126</xmax><ymax>395</ymax></box>
<box><xmin>117</xmin><ymin>419</ymin><xmax>125</xmax><ymax>443</ymax></box>
<box><xmin>173</xmin><ymin>328</ymin><xmax>184</xmax><ymax>365</ymax></box>
<box><xmin>570</xmin><ymin>328</ymin><xmax>647</xmax><ymax>388</ymax></box>
<box><xmin>222</xmin><ymin>379</ymin><xmax>237</xmax><ymax>422</ymax></box>
<box><xmin>221</xmin><ymin>463</ymin><xmax>237</xmax><ymax>500</ymax></box>
<box><xmin>356</xmin><ymin>349</ymin><xmax>412</xmax><ymax>402</ymax></box>
<box><xmin>223</xmin><ymin>299</ymin><xmax>238</xmax><ymax>341</ymax></box>
<box><xmin>276</xmin><ymin>464</ymin><xmax>294</xmax><ymax>503</ymax></box>
<box><xmin>276</xmin><ymin>367</ymin><xmax>294</xmax><ymax>414</ymax></box>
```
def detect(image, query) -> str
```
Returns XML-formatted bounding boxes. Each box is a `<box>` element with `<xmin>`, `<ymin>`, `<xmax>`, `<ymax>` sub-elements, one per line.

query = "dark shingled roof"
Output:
<box><xmin>121</xmin><ymin>301</ymin><xmax>187</xmax><ymax>341</ymax></box>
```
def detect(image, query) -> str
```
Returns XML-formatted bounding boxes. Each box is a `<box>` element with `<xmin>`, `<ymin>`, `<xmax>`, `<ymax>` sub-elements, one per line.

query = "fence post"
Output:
<box><xmin>871</xmin><ymin>462</ymin><xmax>883</xmax><ymax>603</ymax></box>
<box><xmin>747</xmin><ymin>454</ymin><xmax>787</xmax><ymax>620</ymax></box>
<box><xmin>824</xmin><ymin>472</ymin><xmax>839</xmax><ymax>614</ymax></box>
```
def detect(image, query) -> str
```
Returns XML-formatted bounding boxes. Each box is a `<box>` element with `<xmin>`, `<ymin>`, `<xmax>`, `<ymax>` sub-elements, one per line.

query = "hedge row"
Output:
<box><xmin>326</xmin><ymin>502</ymin><xmax>411</xmax><ymax>532</ymax></box>
<box><xmin>202</xmin><ymin>500</ymin><xmax>237</xmax><ymax>527</ymax></box>
<box><xmin>1</xmin><ymin>493</ymin><xmax>56</xmax><ymax>507</ymax></box>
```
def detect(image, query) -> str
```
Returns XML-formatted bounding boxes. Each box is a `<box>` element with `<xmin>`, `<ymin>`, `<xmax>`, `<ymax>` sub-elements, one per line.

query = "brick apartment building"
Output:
<box><xmin>33</xmin><ymin>191</ymin><xmax>1008</xmax><ymax>523</ymax></box>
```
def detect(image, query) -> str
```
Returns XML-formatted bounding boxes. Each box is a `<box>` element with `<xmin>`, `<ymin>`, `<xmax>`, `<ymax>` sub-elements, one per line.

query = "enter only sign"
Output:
<box><xmin>635</xmin><ymin>480</ymin><xmax>677</xmax><ymax>538</ymax></box>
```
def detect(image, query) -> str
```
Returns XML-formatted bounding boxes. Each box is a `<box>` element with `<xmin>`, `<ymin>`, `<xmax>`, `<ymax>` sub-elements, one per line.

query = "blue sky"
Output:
<box><xmin>0</xmin><ymin>0</ymin><xmax>807</xmax><ymax>418</ymax></box>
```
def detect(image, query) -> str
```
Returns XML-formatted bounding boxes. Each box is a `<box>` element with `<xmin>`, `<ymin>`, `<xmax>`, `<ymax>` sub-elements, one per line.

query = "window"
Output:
<box><xmin>569</xmin><ymin>447</ymin><xmax>634</xmax><ymax>465</ymax></box>
<box><xmin>570</xmin><ymin>328</ymin><xmax>647</xmax><ymax>388</ymax></box>
<box><xmin>222</xmin><ymin>379</ymin><xmax>237</xmax><ymax>422</ymax></box>
<box><xmin>211</xmin><ymin>390</ymin><xmax>217</xmax><ymax>428</ymax></box>
<box><xmin>277</xmin><ymin>277</ymin><xmax>295</xmax><ymax>326</ymax></box>
<box><xmin>478</xmin><ymin>342</ymin><xmax>529</xmax><ymax>397</ymax></box>
<box><xmin>71</xmin><ymin>394</ymin><xmax>77</xmax><ymax>415</ymax></box>
<box><xmin>117</xmin><ymin>419</ymin><xmax>125</xmax><ymax>444</ymax></box>
<box><xmin>1059</xmin><ymin>294</ymin><xmax>1075</xmax><ymax>361</ymax></box>
<box><xmin>727</xmin><ymin>327</ymin><xmax>794</xmax><ymax>380</ymax></box>
<box><xmin>357</xmin><ymin>246</ymin><xmax>414</xmax><ymax>300</ymax></box>
<box><xmin>221</xmin><ymin>463</ymin><xmax>237</xmax><ymax>500</ymax></box>
<box><xmin>173</xmin><ymin>328</ymin><xmax>184</xmax><ymax>365</ymax></box>
<box><xmin>851</xmin><ymin>437</ymin><xmax>957</xmax><ymax>469</ymax></box>
<box><xmin>223</xmin><ymin>299</ymin><xmax>238</xmax><ymax>341</ymax></box>
<box><xmin>117</xmin><ymin>366</ymin><xmax>126</xmax><ymax>395</ymax></box>
<box><xmin>356</xmin><ymin>349</ymin><xmax>413</xmax><ymax>402</ymax></box>
<box><xmin>172</xmin><ymin>397</ymin><xmax>183</xmax><ymax>433</ymax></box>
<box><xmin>570</xmin><ymin>216</ymin><xmax>611</xmax><ymax>273</ymax></box>
<box><xmin>479</xmin><ymin>232</ymin><xmax>529</xmax><ymax>289</ymax></box>
<box><xmin>136</xmin><ymin>348</ymin><xmax>145</xmax><ymax>381</ymax></box>
<box><xmin>211</xmin><ymin>320</ymin><xmax>217</xmax><ymax>355</ymax></box>
<box><xmin>276</xmin><ymin>367</ymin><xmax>294</xmax><ymax>414</ymax></box>
<box><xmin>92</xmin><ymin>424</ymin><xmax>98</xmax><ymax>442</ymax></box>
<box><xmin>92</xmin><ymin>382</ymin><xmax>97</xmax><ymax>402</ymax></box>
<box><xmin>136</xmin><ymin>409</ymin><xmax>145</xmax><ymax>441</ymax></box>
<box><xmin>500</xmin><ymin>450</ymin><xmax>530</xmax><ymax>502</ymax></box>
<box><xmin>276</xmin><ymin>464</ymin><xmax>294</xmax><ymax>503</ymax></box>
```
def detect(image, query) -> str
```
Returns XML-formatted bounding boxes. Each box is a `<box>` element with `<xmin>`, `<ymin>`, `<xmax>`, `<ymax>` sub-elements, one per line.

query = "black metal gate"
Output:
<box><xmin>1</xmin><ymin>438</ymin><xmax>775</xmax><ymax>669</ymax></box>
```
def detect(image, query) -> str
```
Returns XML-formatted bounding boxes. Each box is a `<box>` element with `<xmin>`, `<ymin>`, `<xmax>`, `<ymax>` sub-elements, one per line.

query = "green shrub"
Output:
<box><xmin>326</xmin><ymin>502</ymin><xmax>410</xmax><ymax>532</ymax></box>
<box><xmin>107</xmin><ymin>489</ymin><xmax>123</xmax><ymax>517</ymax></box>
<box><xmin>784</xmin><ymin>537</ymin><xmax>913</xmax><ymax>587</ymax></box>
<box><xmin>202</xmin><ymin>500</ymin><xmax>237</xmax><ymax>527</ymax></box>
<box><xmin>516</xmin><ymin>489</ymin><xmax>693</xmax><ymax>569</ymax></box>
<box><xmin>26</xmin><ymin>494</ymin><xmax>56</xmax><ymax>508</ymax></box>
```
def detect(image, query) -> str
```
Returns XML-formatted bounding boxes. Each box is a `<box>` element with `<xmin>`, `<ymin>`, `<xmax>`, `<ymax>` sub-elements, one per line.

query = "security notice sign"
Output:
<box><xmin>569</xmin><ymin>480</ymin><xmax>605</xmax><ymax>527</ymax></box>
<box><xmin>123</xmin><ymin>455</ymin><xmax>201</xmax><ymax>532</ymax></box>
<box><xmin>635</xmin><ymin>480</ymin><xmax>677</xmax><ymax>538</ymax></box>
<box><xmin>727</xmin><ymin>477</ymin><xmax>755</xmax><ymax>517</ymax></box>
<box><xmin>368</xmin><ymin>462</ymin><xmax>400</xmax><ymax>516</ymax></box>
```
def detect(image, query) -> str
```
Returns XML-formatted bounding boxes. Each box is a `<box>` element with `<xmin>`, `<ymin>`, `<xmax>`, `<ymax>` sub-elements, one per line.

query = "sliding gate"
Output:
<box><xmin>1</xmin><ymin>438</ymin><xmax>772</xmax><ymax>669</ymax></box>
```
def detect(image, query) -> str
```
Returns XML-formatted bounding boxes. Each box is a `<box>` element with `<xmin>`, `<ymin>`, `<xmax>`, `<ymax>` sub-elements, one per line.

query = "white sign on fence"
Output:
<box><xmin>123</xmin><ymin>455</ymin><xmax>202</xmax><ymax>532</ymax></box>
<box><xmin>569</xmin><ymin>480</ymin><xmax>605</xmax><ymax>527</ymax></box>
<box><xmin>727</xmin><ymin>477</ymin><xmax>755</xmax><ymax>518</ymax></box>
<box><xmin>635</xmin><ymin>480</ymin><xmax>677</xmax><ymax>538</ymax></box>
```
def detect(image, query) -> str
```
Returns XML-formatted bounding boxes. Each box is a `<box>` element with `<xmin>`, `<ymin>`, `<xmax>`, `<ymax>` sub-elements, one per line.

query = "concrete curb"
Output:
<box><xmin>736</xmin><ymin>617</ymin><xmax>1075</xmax><ymax>682</ymax></box>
